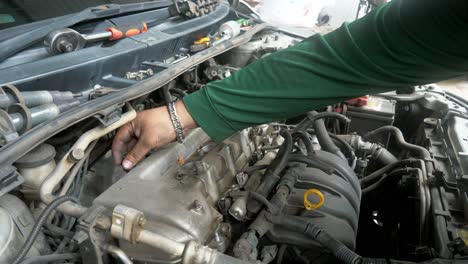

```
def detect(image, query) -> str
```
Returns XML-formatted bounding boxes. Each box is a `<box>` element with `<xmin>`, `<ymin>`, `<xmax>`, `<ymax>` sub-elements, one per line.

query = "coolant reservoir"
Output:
<box><xmin>15</xmin><ymin>144</ymin><xmax>56</xmax><ymax>200</ymax></box>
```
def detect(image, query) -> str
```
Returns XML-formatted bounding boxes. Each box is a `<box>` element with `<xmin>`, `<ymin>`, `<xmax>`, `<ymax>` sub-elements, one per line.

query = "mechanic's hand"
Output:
<box><xmin>112</xmin><ymin>100</ymin><xmax>197</xmax><ymax>170</ymax></box>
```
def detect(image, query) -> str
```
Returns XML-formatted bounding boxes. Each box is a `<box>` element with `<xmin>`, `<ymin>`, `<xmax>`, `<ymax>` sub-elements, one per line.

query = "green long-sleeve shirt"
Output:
<box><xmin>183</xmin><ymin>0</ymin><xmax>468</xmax><ymax>142</ymax></box>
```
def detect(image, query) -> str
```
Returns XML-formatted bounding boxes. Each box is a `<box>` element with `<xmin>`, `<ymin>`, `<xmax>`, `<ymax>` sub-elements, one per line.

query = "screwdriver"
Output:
<box><xmin>45</xmin><ymin>22</ymin><xmax>148</xmax><ymax>55</ymax></box>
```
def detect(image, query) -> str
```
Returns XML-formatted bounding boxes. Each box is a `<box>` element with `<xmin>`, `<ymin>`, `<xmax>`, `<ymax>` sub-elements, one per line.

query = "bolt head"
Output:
<box><xmin>69</xmin><ymin>148</ymin><xmax>85</xmax><ymax>162</ymax></box>
<box><xmin>58</xmin><ymin>40</ymin><xmax>74</xmax><ymax>53</ymax></box>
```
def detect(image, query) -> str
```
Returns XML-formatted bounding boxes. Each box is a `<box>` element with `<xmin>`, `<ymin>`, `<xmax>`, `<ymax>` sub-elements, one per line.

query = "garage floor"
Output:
<box><xmin>438</xmin><ymin>78</ymin><xmax>468</xmax><ymax>98</ymax></box>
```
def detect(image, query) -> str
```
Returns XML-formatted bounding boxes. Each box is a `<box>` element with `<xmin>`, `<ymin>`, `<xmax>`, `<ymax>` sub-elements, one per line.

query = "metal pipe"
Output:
<box><xmin>240</xmin><ymin>129</ymin><xmax>252</xmax><ymax>158</ymax></box>
<box><xmin>105</xmin><ymin>245</ymin><xmax>133</xmax><ymax>264</ymax></box>
<box><xmin>137</xmin><ymin>230</ymin><xmax>186</xmax><ymax>258</ymax></box>
<box><xmin>39</xmin><ymin>109</ymin><xmax>136</xmax><ymax>217</ymax></box>
<box><xmin>0</xmin><ymin>90</ymin><xmax>76</xmax><ymax>109</ymax></box>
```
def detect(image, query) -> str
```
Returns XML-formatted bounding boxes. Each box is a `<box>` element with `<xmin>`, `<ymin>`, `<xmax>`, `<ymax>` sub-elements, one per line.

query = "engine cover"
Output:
<box><xmin>94</xmin><ymin>129</ymin><xmax>254</xmax><ymax>261</ymax></box>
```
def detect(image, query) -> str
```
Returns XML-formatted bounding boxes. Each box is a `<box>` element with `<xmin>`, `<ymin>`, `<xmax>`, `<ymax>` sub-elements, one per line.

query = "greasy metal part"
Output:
<box><xmin>11</xmin><ymin>104</ymin><xmax>60</xmax><ymax>132</ymax></box>
<box><xmin>4</xmin><ymin>103</ymin><xmax>31</xmax><ymax>134</ymax></box>
<box><xmin>0</xmin><ymin>22</ymin><xmax>270</xmax><ymax>166</ymax></box>
<box><xmin>44</xmin><ymin>28</ymin><xmax>88</xmax><ymax>56</ymax></box>
<box><xmin>229</xmin><ymin>196</ymin><xmax>248</xmax><ymax>221</ymax></box>
<box><xmin>0</xmin><ymin>85</ymin><xmax>25</xmax><ymax>108</ymax></box>
<box><xmin>418</xmin><ymin>93</ymin><xmax>451</xmax><ymax>113</ymax></box>
<box><xmin>0</xmin><ymin>86</ymin><xmax>75</xmax><ymax>109</ymax></box>
<box><xmin>111</xmin><ymin>205</ymin><xmax>246</xmax><ymax>264</ymax></box>
<box><xmin>94</xmin><ymin>128</ymin><xmax>259</xmax><ymax>261</ymax></box>
<box><xmin>138</xmin><ymin>230</ymin><xmax>186</xmax><ymax>258</ymax></box>
<box><xmin>1</xmin><ymin>100</ymin><xmax>80</xmax><ymax>143</ymax></box>
<box><xmin>212</xmin><ymin>21</ymin><xmax>241</xmax><ymax>46</ymax></box>
<box><xmin>105</xmin><ymin>245</ymin><xmax>133</xmax><ymax>264</ymax></box>
<box><xmin>39</xmin><ymin>109</ymin><xmax>136</xmax><ymax>217</ymax></box>
<box><xmin>169</xmin><ymin>0</ymin><xmax>219</xmax><ymax>18</ymax></box>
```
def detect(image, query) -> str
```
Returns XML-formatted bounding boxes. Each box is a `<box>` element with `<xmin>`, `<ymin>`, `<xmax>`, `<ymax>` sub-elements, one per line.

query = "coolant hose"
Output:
<box><xmin>269</xmin><ymin>129</ymin><xmax>293</xmax><ymax>175</ymax></box>
<box><xmin>248</xmin><ymin>129</ymin><xmax>292</xmax><ymax>214</ymax></box>
<box><xmin>292</xmin><ymin>131</ymin><xmax>314</xmax><ymax>155</ymax></box>
<box><xmin>295</xmin><ymin>111</ymin><xmax>350</xmax><ymax>161</ymax></box>
<box><xmin>313</xmin><ymin>116</ymin><xmax>347</xmax><ymax>161</ymax></box>
<box><xmin>363</xmin><ymin>126</ymin><xmax>430</xmax><ymax>160</ymax></box>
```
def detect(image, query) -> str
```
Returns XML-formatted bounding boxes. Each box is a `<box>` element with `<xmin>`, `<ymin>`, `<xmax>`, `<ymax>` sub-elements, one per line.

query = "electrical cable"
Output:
<box><xmin>12</xmin><ymin>196</ymin><xmax>79</xmax><ymax>264</ymax></box>
<box><xmin>20</xmin><ymin>253</ymin><xmax>80</xmax><ymax>264</ymax></box>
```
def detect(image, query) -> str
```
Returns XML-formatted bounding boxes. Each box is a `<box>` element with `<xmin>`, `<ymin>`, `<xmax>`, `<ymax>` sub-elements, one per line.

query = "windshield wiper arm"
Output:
<box><xmin>0</xmin><ymin>0</ymin><xmax>172</xmax><ymax>62</ymax></box>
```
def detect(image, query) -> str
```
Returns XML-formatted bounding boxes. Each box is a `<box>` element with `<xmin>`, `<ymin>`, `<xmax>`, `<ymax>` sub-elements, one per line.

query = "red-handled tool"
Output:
<box><xmin>45</xmin><ymin>22</ymin><xmax>148</xmax><ymax>55</ymax></box>
<box><xmin>106</xmin><ymin>22</ymin><xmax>148</xmax><ymax>41</ymax></box>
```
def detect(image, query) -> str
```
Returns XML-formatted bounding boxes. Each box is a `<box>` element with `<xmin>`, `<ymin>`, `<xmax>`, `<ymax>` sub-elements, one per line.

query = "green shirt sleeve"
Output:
<box><xmin>183</xmin><ymin>0</ymin><xmax>468</xmax><ymax>142</ymax></box>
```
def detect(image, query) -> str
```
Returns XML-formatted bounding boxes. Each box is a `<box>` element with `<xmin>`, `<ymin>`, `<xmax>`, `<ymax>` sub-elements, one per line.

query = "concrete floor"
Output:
<box><xmin>437</xmin><ymin>78</ymin><xmax>468</xmax><ymax>99</ymax></box>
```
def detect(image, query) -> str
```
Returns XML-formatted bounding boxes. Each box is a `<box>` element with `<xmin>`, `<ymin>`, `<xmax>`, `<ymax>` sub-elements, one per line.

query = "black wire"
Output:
<box><xmin>20</xmin><ymin>253</ymin><xmax>80</xmax><ymax>264</ymax></box>
<box><xmin>12</xmin><ymin>196</ymin><xmax>79</xmax><ymax>264</ymax></box>
<box><xmin>231</xmin><ymin>191</ymin><xmax>277</xmax><ymax>212</ymax></box>
<box><xmin>276</xmin><ymin>244</ymin><xmax>287</xmax><ymax>264</ymax></box>
<box><xmin>245</xmin><ymin>164</ymin><xmax>269</xmax><ymax>174</ymax></box>
<box><xmin>362</xmin><ymin>168</ymin><xmax>415</xmax><ymax>195</ymax></box>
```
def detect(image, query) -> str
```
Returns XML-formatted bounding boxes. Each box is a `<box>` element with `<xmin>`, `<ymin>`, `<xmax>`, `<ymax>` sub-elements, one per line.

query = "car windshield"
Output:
<box><xmin>0</xmin><ymin>0</ymin><xmax>154</xmax><ymax>30</ymax></box>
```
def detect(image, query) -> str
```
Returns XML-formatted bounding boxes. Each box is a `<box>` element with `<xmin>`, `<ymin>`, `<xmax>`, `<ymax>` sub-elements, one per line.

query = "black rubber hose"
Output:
<box><xmin>245</xmin><ymin>164</ymin><xmax>269</xmax><ymax>174</ymax></box>
<box><xmin>169</xmin><ymin>87</ymin><xmax>188</xmax><ymax>97</ymax></box>
<box><xmin>294</xmin><ymin>111</ymin><xmax>351</xmax><ymax>133</ymax></box>
<box><xmin>363</xmin><ymin>126</ymin><xmax>430</xmax><ymax>160</ymax></box>
<box><xmin>362</xmin><ymin>168</ymin><xmax>416</xmax><ymax>195</ymax></box>
<box><xmin>249</xmin><ymin>130</ymin><xmax>293</xmax><ymax>214</ymax></box>
<box><xmin>314</xmin><ymin>117</ymin><xmax>347</xmax><ymax>161</ymax></box>
<box><xmin>360</xmin><ymin>159</ymin><xmax>418</xmax><ymax>188</ymax></box>
<box><xmin>365</xmin><ymin>127</ymin><xmax>451</xmax><ymax>257</ymax></box>
<box><xmin>20</xmin><ymin>253</ymin><xmax>80</xmax><ymax>264</ymax></box>
<box><xmin>329</xmin><ymin>134</ymin><xmax>356</xmax><ymax>168</ymax></box>
<box><xmin>44</xmin><ymin>223</ymin><xmax>74</xmax><ymax>238</ymax></box>
<box><xmin>375</xmin><ymin>147</ymin><xmax>398</xmax><ymax>165</ymax></box>
<box><xmin>269</xmin><ymin>129</ymin><xmax>293</xmax><ymax>176</ymax></box>
<box><xmin>292</xmin><ymin>131</ymin><xmax>314</xmax><ymax>155</ymax></box>
<box><xmin>304</xmin><ymin>128</ymin><xmax>356</xmax><ymax>168</ymax></box>
<box><xmin>12</xmin><ymin>196</ymin><xmax>79</xmax><ymax>264</ymax></box>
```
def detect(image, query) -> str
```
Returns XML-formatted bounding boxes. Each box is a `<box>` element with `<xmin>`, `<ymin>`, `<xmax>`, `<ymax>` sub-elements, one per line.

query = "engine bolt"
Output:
<box><xmin>193</xmin><ymin>200</ymin><xmax>202</xmax><ymax>210</ymax></box>
<box><xmin>69</xmin><ymin>148</ymin><xmax>85</xmax><ymax>162</ymax></box>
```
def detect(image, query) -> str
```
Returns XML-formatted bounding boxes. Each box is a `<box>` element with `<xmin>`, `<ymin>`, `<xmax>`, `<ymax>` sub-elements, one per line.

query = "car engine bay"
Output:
<box><xmin>0</xmin><ymin>1</ymin><xmax>468</xmax><ymax>263</ymax></box>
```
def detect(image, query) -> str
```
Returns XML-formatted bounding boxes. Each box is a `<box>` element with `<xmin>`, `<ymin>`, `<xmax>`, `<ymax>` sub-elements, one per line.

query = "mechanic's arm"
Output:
<box><xmin>113</xmin><ymin>0</ymin><xmax>468</xmax><ymax>169</ymax></box>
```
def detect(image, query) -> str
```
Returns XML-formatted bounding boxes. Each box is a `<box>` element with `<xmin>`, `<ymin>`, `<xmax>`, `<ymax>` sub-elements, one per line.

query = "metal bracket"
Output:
<box><xmin>0</xmin><ymin>165</ymin><xmax>24</xmax><ymax>197</ymax></box>
<box><xmin>111</xmin><ymin>204</ymin><xmax>145</xmax><ymax>243</ymax></box>
<box><xmin>93</xmin><ymin>103</ymin><xmax>124</xmax><ymax>127</ymax></box>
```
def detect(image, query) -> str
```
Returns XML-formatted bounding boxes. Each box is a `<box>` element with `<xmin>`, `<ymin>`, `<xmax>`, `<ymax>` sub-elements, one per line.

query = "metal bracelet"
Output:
<box><xmin>167</xmin><ymin>100</ymin><xmax>184</xmax><ymax>143</ymax></box>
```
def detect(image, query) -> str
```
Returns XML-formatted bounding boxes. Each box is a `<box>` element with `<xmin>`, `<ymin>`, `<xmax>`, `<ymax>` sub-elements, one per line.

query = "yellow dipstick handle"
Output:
<box><xmin>304</xmin><ymin>189</ymin><xmax>325</xmax><ymax>211</ymax></box>
<box><xmin>194</xmin><ymin>37</ymin><xmax>211</xmax><ymax>45</ymax></box>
